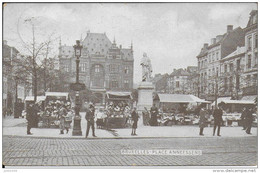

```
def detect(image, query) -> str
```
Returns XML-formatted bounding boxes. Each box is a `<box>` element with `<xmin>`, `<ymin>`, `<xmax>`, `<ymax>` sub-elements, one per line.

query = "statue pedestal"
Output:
<box><xmin>137</xmin><ymin>81</ymin><xmax>154</xmax><ymax>112</ymax></box>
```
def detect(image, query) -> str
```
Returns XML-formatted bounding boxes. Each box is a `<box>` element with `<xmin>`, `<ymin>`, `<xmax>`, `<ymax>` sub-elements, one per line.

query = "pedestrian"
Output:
<box><xmin>64</xmin><ymin>109</ymin><xmax>73</xmax><ymax>134</ymax></box>
<box><xmin>85</xmin><ymin>104</ymin><xmax>97</xmax><ymax>138</ymax></box>
<box><xmin>245</xmin><ymin>107</ymin><xmax>254</xmax><ymax>134</ymax></box>
<box><xmin>58</xmin><ymin>104</ymin><xmax>67</xmax><ymax>134</ymax></box>
<box><xmin>213</xmin><ymin>105</ymin><xmax>223</xmax><ymax>136</ymax></box>
<box><xmin>240</xmin><ymin>107</ymin><xmax>247</xmax><ymax>130</ymax></box>
<box><xmin>199</xmin><ymin>104</ymin><xmax>208</xmax><ymax>136</ymax></box>
<box><xmin>131</xmin><ymin>107</ymin><xmax>139</xmax><ymax>136</ymax></box>
<box><xmin>26</xmin><ymin>104</ymin><xmax>33</xmax><ymax>135</ymax></box>
<box><xmin>150</xmin><ymin>104</ymin><xmax>158</xmax><ymax>126</ymax></box>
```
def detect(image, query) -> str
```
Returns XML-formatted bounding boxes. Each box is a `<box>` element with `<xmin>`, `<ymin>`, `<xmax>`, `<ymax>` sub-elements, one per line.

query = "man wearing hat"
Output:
<box><xmin>85</xmin><ymin>104</ymin><xmax>97</xmax><ymax>138</ymax></box>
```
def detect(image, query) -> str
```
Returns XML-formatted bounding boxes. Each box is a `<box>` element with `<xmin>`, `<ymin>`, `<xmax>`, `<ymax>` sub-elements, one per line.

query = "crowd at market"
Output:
<box><xmin>6</xmin><ymin>96</ymin><xmax>256</xmax><ymax>137</ymax></box>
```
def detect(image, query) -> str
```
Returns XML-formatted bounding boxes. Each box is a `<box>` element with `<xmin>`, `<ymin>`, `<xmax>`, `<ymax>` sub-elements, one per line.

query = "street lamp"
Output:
<box><xmin>72</xmin><ymin>40</ymin><xmax>83</xmax><ymax>136</ymax></box>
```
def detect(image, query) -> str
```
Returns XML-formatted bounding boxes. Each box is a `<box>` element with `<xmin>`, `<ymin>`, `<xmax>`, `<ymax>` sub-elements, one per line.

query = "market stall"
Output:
<box><xmin>211</xmin><ymin>98</ymin><xmax>256</xmax><ymax>127</ymax></box>
<box><xmin>154</xmin><ymin>94</ymin><xmax>210</xmax><ymax>126</ymax></box>
<box><xmin>105</xmin><ymin>91</ymin><xmax>133</xmax><ymax>128</ymax></box>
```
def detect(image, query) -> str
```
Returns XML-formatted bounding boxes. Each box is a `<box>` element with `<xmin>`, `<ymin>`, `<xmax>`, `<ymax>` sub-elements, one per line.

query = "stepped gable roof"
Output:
<box><xmin>120</xmin><ymin>48</ymin><xmax>133</xmax><ymax>61</ymax></box>
<box><xmin>82</xmin><ymin>32</ymin><xmax>112</xmax><ymax>56</ymax></box>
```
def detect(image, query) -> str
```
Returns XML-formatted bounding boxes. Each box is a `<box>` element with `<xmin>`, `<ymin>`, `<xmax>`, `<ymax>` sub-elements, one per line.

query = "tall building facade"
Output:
<box><xmin>197</xmin><ymin>25</ymin><xmax>245</xmax><ymax>101</ymax></box>
<box><xmin>59</xmin><ymin>32</ymin><xmax>134</xmax><ymax>103</ymax></box>
<box><xmin>242</xmin><ymin>10</ymin><xmax>258</xmax><ymax>97</ymax></box>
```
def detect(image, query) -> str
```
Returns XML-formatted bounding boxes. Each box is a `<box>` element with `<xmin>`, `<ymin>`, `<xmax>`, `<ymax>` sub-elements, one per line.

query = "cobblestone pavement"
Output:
<box><xmin>2</xmin><ymin>136</ymin><xmax>257</xmax><ymax>167</ymax></box>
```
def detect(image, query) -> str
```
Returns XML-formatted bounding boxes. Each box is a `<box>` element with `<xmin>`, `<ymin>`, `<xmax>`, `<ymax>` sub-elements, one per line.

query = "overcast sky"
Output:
<box><xmin>3</xmin><ymin>3</ymin><xmax>257</xmax><ymax>83</ymax></box>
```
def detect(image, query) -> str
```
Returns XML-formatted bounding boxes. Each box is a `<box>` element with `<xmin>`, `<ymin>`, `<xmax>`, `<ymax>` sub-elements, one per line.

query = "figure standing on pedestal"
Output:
<box><xmin>140</xmin><ymin>52</ymin><xmax>153</xmax><ymax>82</ymax></box>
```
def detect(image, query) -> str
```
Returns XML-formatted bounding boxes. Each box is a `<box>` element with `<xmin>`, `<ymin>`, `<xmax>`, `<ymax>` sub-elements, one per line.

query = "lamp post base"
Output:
<box><xmin>72</xmin><ymin>116</ymin><xmax>82</xmax><ymax>136</ymax></box>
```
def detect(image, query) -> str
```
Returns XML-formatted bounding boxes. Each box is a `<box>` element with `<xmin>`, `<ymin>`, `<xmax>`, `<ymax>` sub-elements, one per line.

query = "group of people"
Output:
<box><xmin>85</xmin><ymin>103</ymin><xmax>139</xmax><ymax>137</ymax></box>
<box><xmin>26</xmin><ymin>100</ymin><xmax>74</xmax><ymax>135</ymax></box>
<box><xmin>198</xmin><ymin>104</ymin><xmax>255</xmax><ymax>136</ymax></box>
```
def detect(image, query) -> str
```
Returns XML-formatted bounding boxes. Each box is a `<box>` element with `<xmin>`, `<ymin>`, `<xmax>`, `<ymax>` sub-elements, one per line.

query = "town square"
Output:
<box><xmin>2</xmin><ymin>2</ymin><xmax>258</xmax><ymax>169</ymax></box>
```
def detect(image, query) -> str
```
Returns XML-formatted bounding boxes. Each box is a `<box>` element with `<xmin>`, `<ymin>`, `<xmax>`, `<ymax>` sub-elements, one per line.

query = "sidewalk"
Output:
<box><xmin>3</xmin><ymin>116</ymin><xmax>257</xmax><ymax>139</ymax></box>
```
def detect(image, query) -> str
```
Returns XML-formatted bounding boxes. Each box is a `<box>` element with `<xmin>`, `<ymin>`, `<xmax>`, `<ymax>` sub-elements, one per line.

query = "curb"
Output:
<box><xmin>3</xmin><ymin>134</ymin><xmax>256</xmax><ymax>140</ymax></box>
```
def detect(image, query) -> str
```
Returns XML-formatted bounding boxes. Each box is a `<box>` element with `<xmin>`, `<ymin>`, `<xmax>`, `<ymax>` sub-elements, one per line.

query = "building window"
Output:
<box><xmin>236</xmin><ymin>59</ymin><xmax>240</xmax><ymax>71</ymax></box>
<box><xmin>254</xmin><ymin>53</ymin><xmax>258</xmax><ymax>67</ymax></box>
<box><xmin>255</xmin><ymin>35</ymin><xmax>258</xmax><ymax>48</ymax></box>
<box><xmin>224</xmin><ymin>77</ymin><xmax>228</xmax><ymax>91</ymax></box>
<box><xmin>110</xmin><ymin>64</ymin><xmax>118</xmax><ymax>72</ymax></box>
<box><xmin>224</xmin><ymin>64</ymin><xmax>227</xmax><ymax>73</ymax></box>
<box><xmin>111</xmin><ymin>80</ymin><xmax>118</xmax><ymax>88</ymax></box>
<box><xmin>95</xmin><ymin>64</ymin><xmax>100</xmax><ymax>73</ymax></box>
<box><xmin>248</xmin><ymin>55</ymin><xmax>252</xmax><ymax>69</ymax></box>
<box><xmin>208</xmin><ymin>69</ymin><xmax>211</xmax><ymax>77</ymax></box>
<box><xmin>176</xmin><ymin>81</ymin><xmax>180</xmax><ymax>88</ymax></box>
<box><xmin>216</xmin><ymin>67</ymin><xmax>219</xmax><ymax>77</ymax></box>
<box><xmin>229</xmin><ymin>63</ymin><xmax>233</xmax><ymax>72</ymax></box>
<box><xmin>248</xmin><ymin>37</ymin><xmax>252</xmax><ymax>50</ymax></box>
<box><xmin>64</xmin><ymin>64</ymin><xmax>69</xmax><ymax>72</ymax></box>
<box><xmin>216</xmin><ymin>52</ymin><xmax>219</xmax><ymax>60</ymax></box>
<box><xmin>246</xmin><ymin>75</ymin><xmax>251</xmax><ymax>86</ymax></box>
<box><xmin>124</xmin><ymin>80</ymin><xmax>129</xmax><ymax>89</ymax></box>
<box><xmin>253</xmin><ymin>74</ymin><xmax>257</xmax><ymax>85</ymax></box>
<box><xmin>209</xmin><ymin>55</ymin><xmax>211</xmax><ymax>62</ymax></box>
<box><xmin>229</xmin><ymin>77</ymin><xmax>233</xmax><ymax>92</ymax></box>
<box><xmin>198</xmin><ymin>62</ymin><xmax>200</xmax><ymax>69</ymax></box>
<box><xmin>80</xmin><ymin>63</ymin><xmax>86</xmax><ymax>72</ymax></box>
<box><xmin>124</xmin><ymin>66</ymin><xmax>129</xmax><ymax>74</ymax></box>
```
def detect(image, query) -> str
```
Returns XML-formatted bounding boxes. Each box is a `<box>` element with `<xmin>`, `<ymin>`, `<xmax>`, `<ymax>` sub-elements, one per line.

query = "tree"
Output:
<box><xmin>16</xmin><ymin>16</ymin><xmax>59</xmax><ymax>102</ymax></box>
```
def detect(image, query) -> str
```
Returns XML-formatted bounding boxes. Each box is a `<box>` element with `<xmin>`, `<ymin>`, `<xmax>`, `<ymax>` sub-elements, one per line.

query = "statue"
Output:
<box><xmin>140</xmin><ymin>52</ymin><xmax>153</xmax><ymax>82</ymax></box>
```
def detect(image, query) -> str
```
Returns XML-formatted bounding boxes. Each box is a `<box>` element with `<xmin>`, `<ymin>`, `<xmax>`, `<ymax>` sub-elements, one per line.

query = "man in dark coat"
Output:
<box><xmin>213</xmin><ymin>105</ymin><xmax>223</xmax><ymax>136</ymax></box>
<box><xmin>240</xmin><ymin>107</ymin><xmax>247</xmax><ymax>130</ymax></box>
<box><xmin>85</xmin><ymin>104</ymin><xmax>97</xmax><ymax>138</ymax></box>
<box><xmin>131</xmin><ymin>107</ymin><xmax>139</xmax><ymax>136</ymax></box>
<box><xmin>26</xmin><ymin>104</ymin><xmax>33</xmax><ymax>135</ymax></box>
<box><xmin>150</xmin><ymin>104</ymin><xmax>158</xmax><ymax>126</ymax></box>
<box><xmin>245</xmin><ymin>108</ymin><xmax>254</xmax><ymax>134</ymax></box>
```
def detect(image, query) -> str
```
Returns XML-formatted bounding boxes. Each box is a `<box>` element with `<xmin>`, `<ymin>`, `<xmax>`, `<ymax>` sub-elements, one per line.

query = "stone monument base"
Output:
<box><xmin>137</xmin><ymin>81</ymin><xmax>154</xmax><ymax>112</ymax></box>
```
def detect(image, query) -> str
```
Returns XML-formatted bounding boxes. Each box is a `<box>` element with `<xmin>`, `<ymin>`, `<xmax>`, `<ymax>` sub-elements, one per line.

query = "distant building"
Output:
<box><xmin>3</xmin><ymin>40</ymin><xmax>28</xmax><ymax>113</ymax></box>
<box><xmin>167</xmin><ymin>67</ymin><xmax>198</xmax><ymax>95</ymax></box>
<box><xmin>59</xmin><ymin>32</ymin><xmax>134</xmax><ymax>104</ymax></box>
<box><xmin>197</xmin><ymin>25</ymin><xmax>245</xmax><ymax>101</ymax></box>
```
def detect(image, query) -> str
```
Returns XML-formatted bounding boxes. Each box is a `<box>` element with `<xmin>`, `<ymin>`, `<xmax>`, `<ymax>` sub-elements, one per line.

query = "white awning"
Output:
<box><xmin>25</xmin><ymin>96</ymin><xmax>46</xmax><ymax>102</ymax></box>
<box><xmin>106</xmin><ymin>91</ymin><xmax>132</xmax><ymax>100</ymax></box>
<box><xmin>45</xmin><ymin>92</ymin><xmax>69</xmax><ymax>99</ymax></box>
<box><xmin>157</xmin><ymin>94</ymin><xmax>210</xmax><ymax>103</ymax></box>
<box><xmin>212</xmin><ymin>97</ymin><xmax>255</xmax><ymax>106</ymax></box>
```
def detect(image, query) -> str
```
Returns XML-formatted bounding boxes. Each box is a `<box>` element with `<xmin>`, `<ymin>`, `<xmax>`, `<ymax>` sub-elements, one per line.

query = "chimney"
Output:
<box><xmin>227</xmin><ymin>25</ymin><xmax>233</xmax><ymax>33</ymax></box>
<box><xmin>203</xmin><ymin>43</ymin><xmax>208</xmax><ymax>49</ymax></box>
<box><xmin>120</xmin><ymin>45</ymin><xmax>122</xmax><ymax>49</ymax></box>
<box><xmin>211</xmin><ymin>38</ymin><xmax>216</xmax><ymax>45</ymax></box>
<box><xmin>216</xmin><ymin>35</ymin><xmax>223</xmax><ymax>42</ymax></box>
<box><xmin>3</xmin><ymin>40</ymin><xmax>7</xmax><ymax>45</ymax></box>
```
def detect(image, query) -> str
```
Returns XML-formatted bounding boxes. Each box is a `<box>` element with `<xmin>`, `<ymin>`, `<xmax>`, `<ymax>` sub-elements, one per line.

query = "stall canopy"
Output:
<box><xmin>211</xmin><ymin>97</ymin><xmax>255</xmax><ymax>106</ymax></box>
<box><xmin>106</xmin><ymin>91</ymin><xmax>132</xmax><ymax>100</ymax></box>
<box><xmin>45</xmin><ymin>92</ymin><xmax>69</xmax><ymax>99</ymax></box>
<box><xmin>25</xmin><ymin>96</ymin><xmax>46</xmax><ymax>102</ymax></box>
<box><xmin>157</xmin><ymin>94</ymin><xmax>210</xmax><ymax>103</ymax></box>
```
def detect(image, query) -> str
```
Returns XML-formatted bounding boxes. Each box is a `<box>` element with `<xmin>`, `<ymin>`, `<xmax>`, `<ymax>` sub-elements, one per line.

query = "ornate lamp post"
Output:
<box><xmin>72</xmin><ymin>40</ymin><xmax>83</xmax><ymax>136</ymax></box>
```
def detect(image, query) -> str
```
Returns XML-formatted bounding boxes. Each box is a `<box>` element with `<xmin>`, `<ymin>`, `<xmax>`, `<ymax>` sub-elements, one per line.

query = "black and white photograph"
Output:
<box><xmin>2</xmin><ymin>2</ymin><xmax>258</xmax><ymax>170</ymax></box>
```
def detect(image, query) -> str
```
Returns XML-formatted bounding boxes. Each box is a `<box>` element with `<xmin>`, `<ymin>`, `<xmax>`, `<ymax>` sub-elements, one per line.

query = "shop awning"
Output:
<box><xmin>25</xmin><ymin>96</ymin><xmax>46</xmax><ymax>102</ymax></box>
<box><xmin>212</xmin><ymin>97</ymin><xmax>255</xmax><ymax>106</ymax></box>
<box><xmin>45</xmin><ymin>92</ymin><xmax>69</xmax><ymax>99</ymax></box>
<box><xmin>157</xmin><ymin>94</ymin><xmax>210</xmax><ymax>103</ymax></box>
<box><xmin>106</xmin><ymin>91</ymin><xmax>132</xmax><ymax>100</ymax></box>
